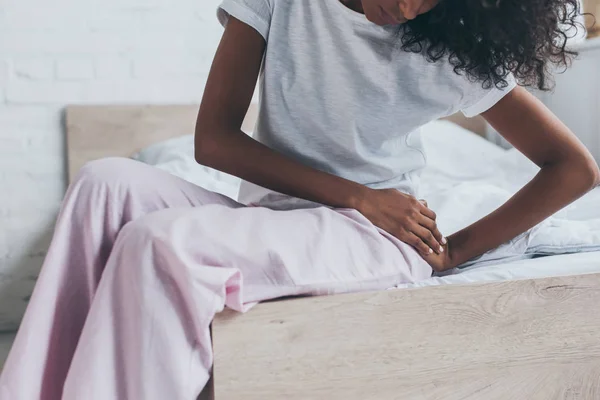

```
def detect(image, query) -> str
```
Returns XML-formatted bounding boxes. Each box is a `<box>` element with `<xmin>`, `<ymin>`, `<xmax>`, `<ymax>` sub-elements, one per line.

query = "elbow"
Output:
<box><xmin>194</xmin><ymin>125</ymin><xmax>220</xmax><ymax>166</ymax></box>
<box><xmin>553</xmin><ymin>147</ymin><xmax>600</xmax><ymax>192</ymax></box>
<box><xmin>587</xmin><ymin>160</ymin><xmax>600</xmax><ymax>189</ymax></box>
<box><xmin>577</xmin><ymin>157</ymin><xmax>600</xmax><ymax>191</ymax></box>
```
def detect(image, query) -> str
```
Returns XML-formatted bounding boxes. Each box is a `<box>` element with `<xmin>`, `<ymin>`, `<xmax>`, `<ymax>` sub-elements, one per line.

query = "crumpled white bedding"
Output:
<box><xmin>132</xmin><ymin>120</ymin><xmax>600</xmax><ymax>273</ymax></box>
<box><xmin>395</xmin><ymin>250</ymin><xmax>600</xmax><ymax>290</ymax></box>
<box><xmin>419</xmin><ymin>121</ymin><xmax>600</xmax><ymax>269</ymax></box>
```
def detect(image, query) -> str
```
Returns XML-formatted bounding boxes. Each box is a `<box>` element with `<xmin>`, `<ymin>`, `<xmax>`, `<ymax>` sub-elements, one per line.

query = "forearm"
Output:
<box><xmin>449</xmin><ymin>160</ymin><xmax>599</xmax><ymax>266</ymax></box>
<box><xmin>195</xmin><ymin>128</ymin><xmax>368</xmax><ymax>209</ymax></box>
<box><xmin>194</xmin><ymin>18</ymin><xmax>367</xmax><ymax>210</ymax></box>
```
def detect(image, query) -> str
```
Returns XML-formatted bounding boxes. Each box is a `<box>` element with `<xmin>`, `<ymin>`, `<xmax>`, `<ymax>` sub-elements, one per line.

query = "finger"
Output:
<box><xmin>419</xmin><ymin>199</ymin><xmax>428</xmax><ymax>208</ymax></box>
<box><xmin>407</xmin><ymin>232</ymin><xmax>434</xmax><ymax>257</ymax></box>
<box><xmin>418</xmin><ymin>215</ymin><xmax>446</xmax><ymax>245</ymax></box>
<box><xmin>418</xmin><ymin>202</ymin><xmax>437</xmax><ymax>221</ymax></box>
<box><xmin>412</xmin><ymin>225</ymin><xmax>443</xmax><ymax>254</ymax></box>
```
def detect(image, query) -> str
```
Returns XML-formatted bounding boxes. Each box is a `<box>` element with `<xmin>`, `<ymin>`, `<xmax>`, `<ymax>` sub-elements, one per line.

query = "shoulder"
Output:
<box><xmin>217</xmin><ymin>0</ymin><xmax>278</xmax><ymax>41</ymax></box>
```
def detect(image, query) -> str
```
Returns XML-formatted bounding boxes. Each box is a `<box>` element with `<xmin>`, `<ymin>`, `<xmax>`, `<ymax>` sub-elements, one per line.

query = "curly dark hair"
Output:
<box><xmin>401</xmin><ymin>0</ymin><xmax>588</xmax><ymax>90</ymax></box>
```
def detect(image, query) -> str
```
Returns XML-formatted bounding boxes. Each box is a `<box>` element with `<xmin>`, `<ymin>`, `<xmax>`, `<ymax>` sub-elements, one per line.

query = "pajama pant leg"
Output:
<box><xmin>61</xmin><ymin>204</ymin><xmax>432</xmax><ymax>400</ymax></box>
<box><xmin>0</xmin><ymin>158</ymin><xmax>240</xmax><ymax>400</ymax></box>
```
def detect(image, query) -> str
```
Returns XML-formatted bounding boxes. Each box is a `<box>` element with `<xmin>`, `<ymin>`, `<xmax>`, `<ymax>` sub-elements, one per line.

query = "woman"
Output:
<box><xmin>1</xmin><ymin>0</ymin><xmax>598</xmax><ymax>399</ymax></box>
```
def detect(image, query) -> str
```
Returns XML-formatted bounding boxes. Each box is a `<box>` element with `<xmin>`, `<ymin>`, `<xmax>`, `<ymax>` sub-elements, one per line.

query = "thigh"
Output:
<box><xmin>133</xmin><ymin>204</ymin><xmax>432</xmax><ymax>305</ymax></box>
<box><xmin>74</xmin><ymin>157</ymin><xmax>243</xmax><ymax>211</ymax></box>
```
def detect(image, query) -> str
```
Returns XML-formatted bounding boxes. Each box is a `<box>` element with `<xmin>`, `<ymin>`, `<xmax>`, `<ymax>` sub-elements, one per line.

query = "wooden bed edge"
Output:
<box><xmin>212</xmin><ymin>272</ymin><xmax>600</xmax><ymax>399</ymax></box>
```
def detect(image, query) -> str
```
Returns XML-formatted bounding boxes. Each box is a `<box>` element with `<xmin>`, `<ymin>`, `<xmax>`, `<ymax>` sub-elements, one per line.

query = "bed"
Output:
<box><xmin>65</xmin><ymin>104</ymin><xmax>600</xmax><ymax>400</ymax></box>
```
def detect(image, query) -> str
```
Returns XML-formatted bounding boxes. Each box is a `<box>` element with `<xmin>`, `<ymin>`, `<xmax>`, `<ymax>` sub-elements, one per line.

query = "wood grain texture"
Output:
<box><xmin>213</xmin><ymin>273</ymin><xmax>600</xmax><ymax>400</ymax></box>
<box><xmin>65</xmin><ymin>103</ymin><xmax>259</xmax><ymax>182</ymax></box>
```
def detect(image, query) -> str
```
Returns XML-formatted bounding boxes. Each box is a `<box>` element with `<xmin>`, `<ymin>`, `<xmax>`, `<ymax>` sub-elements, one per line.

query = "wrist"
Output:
<box><xmin>446</xmin><ymin>231</ymin><xmax>474</xmax><ymax>268</ymax></box>
<box><xmin>448</xmin><ymin>228</ymin><xmax>486</xmax><ymax>266</ymax></box>
<box><xmin>347</xmin><ymin>184</ymin><xmax>372</xmax><ymax>212</ymax></box>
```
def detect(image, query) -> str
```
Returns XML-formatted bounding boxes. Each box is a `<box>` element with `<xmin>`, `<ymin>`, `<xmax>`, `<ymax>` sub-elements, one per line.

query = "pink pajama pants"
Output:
<box><xmin>0</xmin><ymin>158</ymin><xmax>431</xmax><ymax>400</ymax></box>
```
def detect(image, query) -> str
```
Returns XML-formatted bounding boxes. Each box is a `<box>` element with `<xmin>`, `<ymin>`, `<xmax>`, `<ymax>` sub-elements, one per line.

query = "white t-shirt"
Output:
<box><xmin>217</xmin><ymin>0</ymin><xmax>516</xmax><ymax>207</ymax></box>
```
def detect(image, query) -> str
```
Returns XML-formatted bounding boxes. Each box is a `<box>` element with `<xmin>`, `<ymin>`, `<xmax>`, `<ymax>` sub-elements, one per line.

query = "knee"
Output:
<box><xmin>119</xmin><ymin>215</ymin><xmax>162</xmax><ymax>246</ymax></box>
<box><xmin>113</xmin><ymin>210</ymin><xmax>190</xmax><ymax>276</ymax></box>
<box><xmin>118</xmin><ymin>208</ymin><xmax>188</xmax><ymax>248</ymax></box>
<box><xmin>105</xmin><ymin>214</ymin><xmax>172</xmax><ymax>282</ymax></box>
<box><xmin>74</xmin><ymin>157</ymin><xmax>146</xmax><ymax>190</ymax></box>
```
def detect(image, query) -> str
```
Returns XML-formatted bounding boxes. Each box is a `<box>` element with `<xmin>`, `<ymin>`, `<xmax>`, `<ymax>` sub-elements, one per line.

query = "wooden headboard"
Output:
<box><xmin>65</xmin><ymin>104</ymin><xmax>485</xmax><ymax>182</ymax></box>
<box><xmin>65</xmin><ymin>104</ymin><xmax>259</xmax><ymax>182</ymax></box>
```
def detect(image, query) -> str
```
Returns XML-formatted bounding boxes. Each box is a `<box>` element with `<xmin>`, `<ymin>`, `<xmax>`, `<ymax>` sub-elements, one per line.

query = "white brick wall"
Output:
<box><xmin>0</xmin><ymin>0</ymin><xmax>224</xmax><ymax>331</ymax></box>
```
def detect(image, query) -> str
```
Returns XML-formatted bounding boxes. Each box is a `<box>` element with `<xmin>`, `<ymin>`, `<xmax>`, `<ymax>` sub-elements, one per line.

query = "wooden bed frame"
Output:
<box><xmin>65</xmin><ymin>105</ymin><xmax>600</xmax><ymax>400</ymax></box>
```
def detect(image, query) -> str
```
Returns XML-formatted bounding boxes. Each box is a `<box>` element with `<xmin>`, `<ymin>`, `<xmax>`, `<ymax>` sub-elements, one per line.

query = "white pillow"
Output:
<box><xmin>132</xmin><ymin>135</ymin><xmax>242</xmax><ymax>200</ymax></box>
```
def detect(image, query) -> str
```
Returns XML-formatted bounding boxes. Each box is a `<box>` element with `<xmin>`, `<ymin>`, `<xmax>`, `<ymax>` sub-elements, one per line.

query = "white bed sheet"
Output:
<box><xmin>396</xmin><ymin>251</ymin><xmax>600</xmax><ymax>290</ymax></box>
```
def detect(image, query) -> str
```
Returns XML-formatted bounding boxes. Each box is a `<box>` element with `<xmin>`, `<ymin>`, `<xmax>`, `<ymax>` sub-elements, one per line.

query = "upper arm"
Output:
<box><xmin>195</xmin><ymin>17</ymin><xmax>266</xmax><ymax>144</ymax></box>
<box><xmin>482</xmin><ymin>86</ymin><xmax>594</xmax><ymax>168</ymax></box>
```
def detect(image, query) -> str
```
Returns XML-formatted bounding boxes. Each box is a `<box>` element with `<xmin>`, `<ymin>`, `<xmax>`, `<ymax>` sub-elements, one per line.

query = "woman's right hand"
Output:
<box><xmin>357</xmin><ymin>188</ymin><xmax>446</xmax><ymax>257</ymax></box>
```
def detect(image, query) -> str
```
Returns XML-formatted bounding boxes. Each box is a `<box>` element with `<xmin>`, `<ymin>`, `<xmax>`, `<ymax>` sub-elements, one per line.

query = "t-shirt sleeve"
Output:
<box><xmin>460</xmin><ymin>73</ymin><xmax>517</xmax><ymax>118</ymax></box>
<box><xmin>217</xmin><ymin>0</ymin><xmax>273</xmax><ymax>42</ymax></box>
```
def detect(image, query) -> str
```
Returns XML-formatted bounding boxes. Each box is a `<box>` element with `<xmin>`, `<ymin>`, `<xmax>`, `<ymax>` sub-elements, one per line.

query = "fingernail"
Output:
<box><xmin>441</xmin><ymin>237</ymin><xmax>448</xmax><ymax>245</ymax></box>
<box><xmin>439</xmin><ymin>246</ymin><xmax>444</xmax><ymax>253</ymax></box>
<box><xmin>429</xmin><ymin>248</ymin><xmax>434</xmax><ymax>254</ymax></box>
